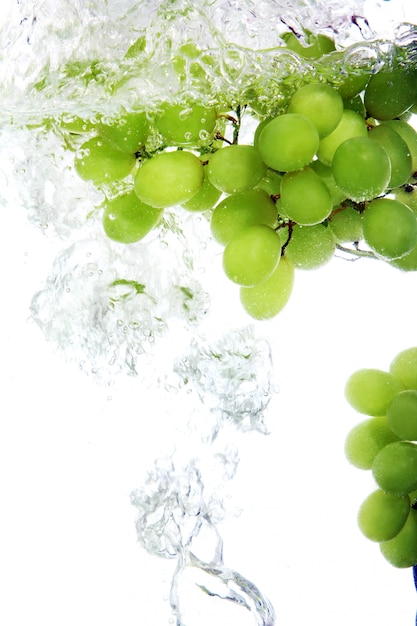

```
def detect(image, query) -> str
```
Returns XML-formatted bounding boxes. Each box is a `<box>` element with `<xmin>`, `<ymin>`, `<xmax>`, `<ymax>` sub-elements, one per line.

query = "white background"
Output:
<box><xmin>2</xmin><ymin>1</ymin><xmax>417</xmax><ymax>626</ymax></box>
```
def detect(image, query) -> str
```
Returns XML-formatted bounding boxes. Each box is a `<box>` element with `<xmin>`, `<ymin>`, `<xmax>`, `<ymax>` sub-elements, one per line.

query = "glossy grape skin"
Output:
<box><xmin>387</xmin><ymin>390</ymin><xmax>417</xmax><ymax>441</ymax></box>
<box><xmin>317</xmin><ymin>109</ymin><xmax>367</xmax><ymax>166</ymax></box>
<box><xmin>102</xmin><ymin>191</ymin><xmax>163</xmax><ymax>243</ymax></box>
<box><xmin>283</xmin><ymin>224</ymin><xmax>335</xmax><ymax>270</ymax></box>
<box><xmin>372</xmin><ymin>441</ymin><xmax>417</xmax><ymax>496</ymax></box>
<box><xmin>345</xmin><ymin>368</ymin><xmax>404</xmax><ymax>417</ymax></box>
<box><xmin>222</xmin><ymin>225</ymin><xmax>281</xmax><ymax>286</ymax></box>
<box><xmin>134</xmin><ymin>150</ymin><xmax>203</xmax><ymax>208</ymax></box>
<box><xmin>390</xmin><ymin>347</ymin><xmax>417</xmax><ymax>390</ymax></box>
<box><xmin>74</xmin><ymin>136</ymin><xmax>136</xmax><ymax>185</ymax></box>
<box><xmin>154</xmin><ymin>102</ymin><xmax>217</xmax><ymax>146</ymax></box>
<box><xmin>257</xmin><ymin>113</ymin><xmax>319</xmax><ymax>172</ymax></box>
<box><xmin>280</xmin><ymin>167</ymin><xmax>333</xmax><ymax>226</ymax></box>
<box><xmin>207</xmin><ymin>145</ymin><xmax>266</xmax><ymax>194</ymax></box>
<box><xmin>99</xmin><ymin>111</ymin><xmax>149</xmax><ymax>153</ymax></box>
<box><xmin>210</xmin><ymin>189</ymin><xmax>277</xmax><ymax>245</ymax></box>
<box><xmin>380</xmin><ymin>509</ymin><xmax>417</xmax><ymax>568</ymax></box>
<box><xmin>345</xmin><ymin>416</ymin><xmax>400</xmax><ymax>470</ymax></box>
<box><xmin>328</xmin><ymin>206</ymin><xmax>363</xmax><ymax>244</ymax></box>
<box><xmin>332</xmin><ymin>137</ymin><xmax>391</xmax><ymax>202</ymax></box>
<box><xmin>357</xmin><ymin>489</ymin><xmax>410</xmax><ymax>542</ymax></box>
<box><xmin>362</xmin><ymin>198</ymin><xmax>417</xmax><ymax>260</ymax></box>
<box><xmin>364</xmin><ymin>67</ymin><xmax>417</xmax><ymax>121</ymax></box>
<box><xmin>287</xmin><ymin>83</ymin><xmax>343</xmax><ymax>138</ymax></box>
<box><xmin>368</xmin><ymin>124</ymin><xmax>412</xmax><ymax>189</ymax></box>
<box><xmin>240</xmin><ymin>256</ymin><xmax>294</xmax><ymax>320</ymax></box>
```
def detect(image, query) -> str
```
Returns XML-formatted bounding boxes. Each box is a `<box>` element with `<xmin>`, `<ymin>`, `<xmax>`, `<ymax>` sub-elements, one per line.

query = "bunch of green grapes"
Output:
<box><xmin>345</xmin><ymin>347</ymin><xmax>417</xmax><ymax>568</ymax></box>
<box><xmin>62</xmin><ymin>34</ymin><xmax>417</xmax><ymax>321</ymax></box>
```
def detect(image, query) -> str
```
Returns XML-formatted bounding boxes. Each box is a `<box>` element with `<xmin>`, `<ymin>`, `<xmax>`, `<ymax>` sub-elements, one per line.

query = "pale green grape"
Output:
<box><xmin>345</xmin><ymin>368</ymin><xmax>404</xmax><ymax>416</ymax></box>
<box><xmin>281</xmin><ymin>31</ymin><xmax>335</xmax><ymax>59</ymax></box>
<box><xmin>368</xmin><ymin>124</ymin><xmax>412</xmax><ymax>189</ymax></box>
<box><xmin>364</xmin><ymin>67</ymin><xmax>417</xmax><ymax>121</ymax></box>
<box><xmin>372</xmin><ymin>441</ymin><xmax>417</xmax><ymax>495</ymax></box>
<box><xmin>332</xmin><ymin>137</ymin><xmax>391</xmax><ymax>202</ymax></box>
<box><xmin>74</xmin><ymin>136</ymin><xmax>136</xmax><ymax>184</ymax></box>
<box><xmin>387</xmin><ymin>390</ymin><xmax>417</xmax><ymax>441</ymax></box>
<box><xmin>380</xmin><ymin>509</ymin><xmax>417</xmax><ymax>568</ymax></box>
<box><xmin>287</xmin><ymin>83</ymin><xmax>343</xmax><ymax>138</ymax></box>
<box><xmin>383</xmin><ymin>120</ymin><xmax>417</xmax><ymax>172</ymax></box>
<box><xmin>362</xmin><ymin>198</ymin><xmax>417</xmax><ymax>260</ymax></box>
<box><xmin>257</xmin><ymin>113</ymin><xmax>319</xmax><ymax>172</ymax></box>
<box><xmin>310</xmin><ymin>160</ymin><xmax>347</xmax><ymax>206</ymax></box>
<box><xmin>210</xmin><ymin>189</ymin><xmax>277</xmax><ymax>245</ymax></box>
<box><xmin>328</xmin><ymin>206</ymin><xmax>363</xmax><ymax>243</ymax></box>
<box><xmin>255</xmin><ymin>169</ymin><xmax>282</xmax><ymax>196</ymax></box>
<box><xmin>283</xmin><ymin>223</ymin><xmax>335</xmax><ymax>269</ymax></box>
<box><xmin>357</xmin><ymin>489</ymin><xmax>410</xmax><ymax>542</ymax></box>
<box><xmin>207</xmin><ymin>145</ymin><xmax>266</xmax><ymax>193</ymax></box>
<box><xmin>181</xmin><ymin>167</ymin><xmax>222</xmax><ymax>212</ymax></box>
<box><xmin>102</xmin><ymin>191</ymin><xmax>163</xmax><ymax>243</ymax></box>
<box><xmin>390</xmin><ymin>347</ymin><xmax>417</xmax><ymax>390</ymax></box>
<box><xmin>134</xmin><ymin>150</ymin><xmax>203</xmax><ymax>208</ymax></box>
<box><xmin>280</xmin><ymin>167</ymin><xmax>333</xmax><ymax>225</ymax></box>
<box><xmin>222</xmin><ymin>225</ymin><xmax>281</xmax><ymax>286</ymax></box>
<box><xmin>99</xmin><ymin>111</ymin><xmax>149</xmax><ymax>153</ymax></box>
<box><xmin>154</xmin><ymin>102</ymin><xmax>217</xmax><ymax>146</ymax></box>
<box><xmin>317</xmin><ymin>109</ymin><xmax>367</xmax><ymax>165</ymax></box>
<box><xmin>345</xmin><ymin>416</ymin><xmax>400</xmax><ymax>470</ymax></box>
<box><xmin>240</xmin><ymin>256</ymin><xmax>294</xmax><ymax>320</ymax></box>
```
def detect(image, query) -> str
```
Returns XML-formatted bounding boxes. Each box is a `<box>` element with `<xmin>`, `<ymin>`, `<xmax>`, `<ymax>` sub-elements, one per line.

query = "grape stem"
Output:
<box><xmin>335</xmin><ymin>243</ymin><xmax>378</xmax><ymax>260</ymax></box>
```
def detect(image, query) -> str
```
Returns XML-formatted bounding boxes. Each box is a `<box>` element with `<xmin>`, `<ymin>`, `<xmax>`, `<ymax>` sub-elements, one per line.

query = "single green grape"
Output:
<box><xmin>342</xmin><ymin>95</ymin><xmax>366</xmax><ymax>117</ymax></box>
<box><xmin>383</xmin><ymin>120</ymin><xmax>417</xmax><ymax>172</ymax></box>
<box><xmin>282</xmin><ymin>223</ymin><xmax>335</xmax><ymax>269</ymax></box>
<box><xmin>364</xmin><ymin>67</ymin><xmax>417</xmax><ymax>121</ymax></box>
<box><xmin>207</xmin><ymin>145</ymin><xmax>266</xmax><ymax>194</ymax></box>
<box><xmin>74</xmin><ymin>136</ymin><xmax>136</xmax><ymax>185</ymax></box>
<box><xmin>257</xmin><ymin>113</ymin><xmax>319</xmax><ymax>172</ymax></box>
<box><xmin>362</xmin><ymin>198</ymin><xmax>417</xmax><ymax>260</ymax></box>
<box><xmin>210</xmin><ymin>189</ymin><xmax>277</xmax><ymax>245</ymax></box>
<box><xmin>357</xmin><ymin>489</ymin><xmax>410</xmax><ymax>542</ymax></box>
<box><xmin>281</xmin><ymin>31</ymin><xmax>335</xmax><ymax>59</ymax></box>
<box><xmin>134</xmin><ymin>150</ymin><xmax>203</xmax><ymax>208</ymax></box>
<box><xmin>287</xmin><ymin>83</ymin><xmax>343</xmax><ymax>138</ymax></box>
<box><xmin>181</xmin><ymin>166</ymin><xmax>222</xmax><ymax>212</ymax></box>
<box><xmin>328</xmin><ymin>206</ymin><xmax>363</xmax><ymax>243</ymax></box>
<box><xmin>345</xmin><ymin>416</ymin><xmax>400</xmax><ymax>470</ymax></box>
<box><xmin>390</xmin><ymin>347</ymin><xmax>417</xmax><ymax>390</ymax></box>
<box><xmin>102</xmin><ymin>191</ymin><xmax>163</xmax><ymax>243</ymax></box>
<box><xmin>255</xmin><ymin>169</ymin><xmax>282</xmax><ymax>196</ymax></box>
<box><xmin>368</xmin><ymin>124</ymin><xmax>412</xmax><ymax>189</ymax></box>
<box><xmin>99</xmin><ymin>111</ymin><xmax>149</xmax><ymax>154</ymax></box>
<box><xmin>372</xmin><ymin>441</ymin><xmax>417</xmax><ymax>495</ymax></box>
<box><xmin>154</xmin><ymin>102</ymin><xmax>217</xmax><ymax>146</ymax></box>
<box><xmin>222</xmin><ymin>225</ymin><xmax>281</xmax><ymax>286</ymax></box>
<box><xmin>317</xmin><ymin>109</ymin><xmax>367</xmax><ymax>166</ymax></box>
<box><xmin>332</xmin><ymin>136</ymin><xmax>391</xmax><ymax>202</ymax></box>
<box><xmin>387</xmin><ymin>390</ymin><xmax>417</xmax><ymax>441</ymax></box>
<box><xmin>345</xmin><ymin>368</ymin><xmax>404</xmax><ymax>416</ymax></box>
<box><xmin>280</xmin><ymin>167</ymin><xmax>333</xmax><ymax>225</ymax></box>
<box><xmin>380</xmin><ymin>509</ymin><xmax>417</xmax><ymax>568</ymax></box>
<box><xmin>240</xmin><ymin>256</ymin><xmax>294</xmax><ymax>320</ymax></box>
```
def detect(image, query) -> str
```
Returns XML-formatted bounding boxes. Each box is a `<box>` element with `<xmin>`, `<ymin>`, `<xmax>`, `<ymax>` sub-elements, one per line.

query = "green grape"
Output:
<box><xmin>383</xmin><ymin>120</ymin><xmax>417</xmax><ymax>172</ymax></box>
<box><xmin>390</xmin><ymin>240</ymin><xmax>417</xmax><ymax>272</ymax></box>
<box><xmin>394</xmin><ymin>184</ymin><xmax>417</xmax><ymax>216</ymax></box>
<box><xmin>74</xmin><ymin>136</ymin><xmax>136</xmax><ymax>185</ymax></box>
<box><xmin>345</xmin><ymin>368</ymin><xmax>404</xmax><ymax>416</ymax></box>
<box><xmin>281</xmin><ymin>31</ymin><xmax>335</xmax><ymax>59</ymax></box>
<box><xmin>280</xmin><ymin>167</ymin><xmax>333</xmax><ymax>225</ymax></box>
<box><xmin>310</xmin><ymin>161</ymin><xmax>347</xmax><ymax>206</ymax></box>
<box><xmin>255</xmin><ymin>169</ymin><xmax>282</xmax><ymax>196</ymax></box>
<box><xmin>287</xmin><ymin>83</ymin><xmax>343</xmax><ymax>138</ymax></box>
<box><xmin>387</xmin><ymin>390</ymin><xmax>417</xmax><ymax>441</ymax></box>
<box><xmin>342</xmin><ymin>95</ymin><xmax>366</xmax><ymax>117</ymax></box>
<box><xmin>59</xmin><ymin>114</ymin><xmax>97</xmax><ymax>134</ymax></box>
<box><xmin>328</xmin><ymin>206</ymin><xmax>363</xmax><ymax>243</ymax></box>
<box><xmin>362</xmin><ymin>198</ymin><xmax>417</xmax><ymax>260</ymax></box>
<box><xmin>345</xmin><ymin>416</ymin><xmax>400</xmax><ymax>470</ymax></box>
<box><xmin>206</xmin><ymin>145</ymin><xmax>266</xmax><ymax>194</ymax></box>
<box><xmin>380</xmin><ymin>509</ymin><xmax>417</xmax><ymax>568</ymax></box>
<box><xmin>240</xmin><ymin>256</ymin><xmax>294</xmax><ymax>320</ymax></box>
<box><xmin>317</xmin><ymin>109</ymin><xmax>367</xmax><ymax>165</ymax></box>
<box><xmin>390</xmin><ymin>347</ymin><xmax>417</xmax><ymax>390</ymax></box>
<box><xmin>181</xmin><ymin>167</ymin><xmax>222</xmax><ymax>212</ymax></box>
<box><xmin>102</xmin><ymin>191</ymin><xmax>163</xmax><ymax>243</ymax></box>
<box><xmin>357</xmin><ymin>489</ymin><xmax>410</xmax><ymax>542</ymax></box>
<box><xmin>134</xmin><ymin>150</ymin><xmax>203</xmax><ymax>208</ymax></box>
<box><xmin>210</xmin><ymin>189</ymin><xmax>277</xmax><ymax>245</ymax></box>
<box><xmin>364</xmin><ymin>67</ymin><xmax>417</xmax><ymax>121</ymax></box>
<box><xmin>332</xmin><ymin>137</ymin><xmax>391</xmax><ymax>202</ymax></box>
<box><xmin>283</xmin><ymin>223</ymin><xmax>335</xmax><ymax>269</ymax></box>
<box><xmin>257</xmin><ymin>113</ymin><xmax>319</xmax><ymax>172</ymax></box>
<box><xmin>372</xmin><ymin>441</ymin><xmax>417</xmax><ymax>495</ymax></box>
<box><xmin>368</xmin><ymin>124</ymin><xmax>412</xmax><ymax>189</ymax></box>
<box><xmin>99</xmin><ymin>111</ymin><xmax>149</xmax><ymax>154</ymax></box>
<box><xmin>222</xmin><ymin>225</ymin><xmax>281</xmax><ymax>286</ymax></box>
<box><xmin>154</xmin><ymin>102</ymin><xmax>217</xmax><ymax>146</ymax></box>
